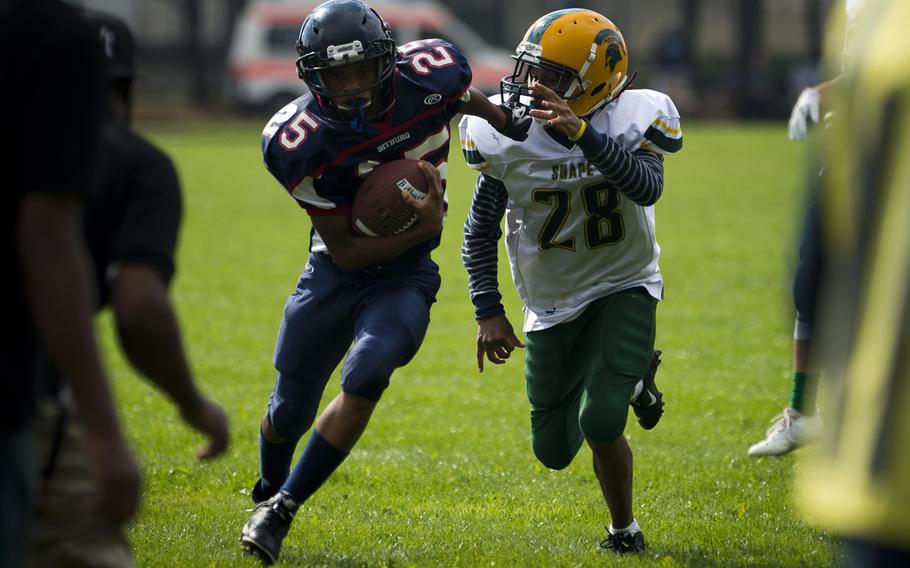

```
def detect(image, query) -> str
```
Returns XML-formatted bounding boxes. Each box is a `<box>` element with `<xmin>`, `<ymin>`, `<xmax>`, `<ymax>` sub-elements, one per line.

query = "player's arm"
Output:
<box><xmin>110</xmin><ymin>266</ymin><xmax>229</xmax><ymax>460</ymax></box>
<box><xmin>314</xmin><ymin>161</ymin><xmax>445</xmax><ymax>271</ymax></box>
<box><xmin>529</xmin><ymin>82</ymin><xmax>668</xmax><ymax>206</ymax></box>
<box><xmin>459</xmin><ymin>87</ymin><xmax>531</xmax><ymax>141</ymax></box>
<box><xmin>15</xmin><ymin>10</ymin><xmax>140</xmax><ymax>526</ymax></box>
<box><xmin>17</xmin><ymin>193</ymin><xmax>140</xmax><ymax>524</ymax></box>
<box><xmin>576</xmin><ymin>124</ymin><xmax>665</xmax><ymax>206</ymax></box>
<box><xmin>462</xmin><ymin>174</ymin><xmax>524</xmax><ymax>371</ymax></box>
<box><xmin>108</xmin><ymin>153</ymin><xmax>228</xmax><ymax>459</ymax></box>
<box><xmin>412</xmin><ymin>39</ymin><xmax>529</xmax><ymax>141</ymax></box>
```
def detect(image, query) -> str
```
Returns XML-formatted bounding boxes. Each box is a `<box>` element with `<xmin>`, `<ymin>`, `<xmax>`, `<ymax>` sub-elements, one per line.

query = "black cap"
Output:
<box><xmin>82</xmin><ymin>9</ymin><xmax>135</xmax><ymax>79</ymax></box>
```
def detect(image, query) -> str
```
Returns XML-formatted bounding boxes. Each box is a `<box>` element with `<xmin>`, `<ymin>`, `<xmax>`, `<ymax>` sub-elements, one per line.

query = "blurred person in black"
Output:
<box><xmin>26</xmin><ymin>9</ymin><xmax>230</xmax><ymax>567</ymax></box>
<box><xmin>1</xmin><ymin>1</ymin><xmax>141</xmax><ymax>566</ymax></box>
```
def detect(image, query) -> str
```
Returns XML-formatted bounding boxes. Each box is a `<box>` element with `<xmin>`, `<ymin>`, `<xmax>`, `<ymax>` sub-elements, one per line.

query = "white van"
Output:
<box><xmin>227</xmin><ymin>0</ymin><xmax>513</xmax><ymax>112</ymax></box>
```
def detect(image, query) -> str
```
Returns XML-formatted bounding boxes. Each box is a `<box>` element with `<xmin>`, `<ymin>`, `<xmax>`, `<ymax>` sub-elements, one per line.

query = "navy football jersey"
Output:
<box><xmin>261</xmin><ymin>39</ymin><xmax>472</xmax><ymax>263</ymax></box>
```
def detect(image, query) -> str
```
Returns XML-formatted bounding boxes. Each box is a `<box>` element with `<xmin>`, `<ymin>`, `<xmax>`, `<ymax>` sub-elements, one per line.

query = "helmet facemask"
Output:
<box><xmin>296</xmin><ymin>36</ymin><xmax>396</xmax><ymax>128</ymax></box>
<box><xmin>295</xmin><ymin>1</ymin><xmax>397</xmax><ymax>129</ymax></box>
<box><xmin>501</xmin><ymin>10</ymin><xmax>632</xmax><ymax>118</ymax></box>
<box><xmin>501</xmin><ymin>42</ymin><xmax>583</xmax><ymax>105</ymax></box>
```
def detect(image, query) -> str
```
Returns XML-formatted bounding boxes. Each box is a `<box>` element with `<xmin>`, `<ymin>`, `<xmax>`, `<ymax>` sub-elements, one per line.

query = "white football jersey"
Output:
<box><xmin>459</xmin><ymin>89</ymin><xmax>681</xmax><ymax>331</ymax></box>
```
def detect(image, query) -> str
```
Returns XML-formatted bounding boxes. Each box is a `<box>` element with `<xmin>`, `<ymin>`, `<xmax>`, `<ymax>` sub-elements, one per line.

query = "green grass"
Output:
<box><xmin>98</xmin><ymin>121</ymin><xmax>842</xmax><ymax>566</ymax></box>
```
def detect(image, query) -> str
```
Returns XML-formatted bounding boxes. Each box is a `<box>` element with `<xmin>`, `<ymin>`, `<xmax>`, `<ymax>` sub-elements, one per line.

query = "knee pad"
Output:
<box><xmin>531</xmin><ymin>439</ymin><xmax>576</xmax><ymax>470</ymax></box>
<box><xmin>579</xmin><ymin>390</ymin><xmax>630</xmax><ymax>442</ymax></box>
<box><xmin>267</xmin><ymin>392</ymin><xmax>318</xmax><ymax>441</ymax></box>
<box><xmin>341</xmin><ymin>330</ymin><xmax>417</xmax><ymax>400</ymax></box>
<box><xmin>529</xmin><ymin>420</ymin><xmax>583</xmax><ymax>470</ymax></box>
<box><xmin>794</xmin><ymin>313</ymin><xmax>813</xmax><ymax>341</ymax></box>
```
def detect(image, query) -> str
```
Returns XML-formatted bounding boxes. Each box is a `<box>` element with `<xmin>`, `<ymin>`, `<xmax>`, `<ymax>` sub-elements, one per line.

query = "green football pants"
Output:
<box><xmin>524</xmin><ymin>287</ymin><xmax>657</xmax><ymax>470</ymax></box>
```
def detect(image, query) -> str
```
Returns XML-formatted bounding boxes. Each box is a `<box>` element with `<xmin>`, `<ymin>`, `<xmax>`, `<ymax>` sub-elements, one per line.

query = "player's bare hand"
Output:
<box><xmin>83</xmin><ymin>431</ymin><xmax>142</xmax><ymax>525</ymax></box>
<box><xmin>477</xmin><ymin>314</ymin><xmax>525</xmax><ymax>372</ymax></box>
<box><xmin>180</xmin><ymin>396</ymin><xmax>230</xmax><ymax>460</ymax></box>
<box><xmin>528</xmin><ymin>81</ymin><xmax>584</xmax><ymax>139</ymax></box>
<box><xmin>403</xmin><ymin>161</ymin><xmax>445</xmax><ymax>237</ymax></box>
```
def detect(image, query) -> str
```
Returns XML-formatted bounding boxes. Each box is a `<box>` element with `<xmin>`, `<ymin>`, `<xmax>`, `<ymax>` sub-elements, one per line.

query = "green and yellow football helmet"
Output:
<box><xmin>501</xmin><ymin>9</ymin><xmax>630</xmax><ymax>117</ymax></box>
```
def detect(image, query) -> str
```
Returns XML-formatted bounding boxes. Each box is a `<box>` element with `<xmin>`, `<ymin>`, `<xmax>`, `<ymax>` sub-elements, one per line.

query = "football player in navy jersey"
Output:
<box><xmin>240</xmin><ymin>0</ymin><xmax>530</xmax><ymax>562</ymax></box>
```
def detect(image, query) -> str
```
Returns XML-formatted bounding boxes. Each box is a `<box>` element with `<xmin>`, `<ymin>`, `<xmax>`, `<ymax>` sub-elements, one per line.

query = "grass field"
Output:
<box><xmin>98</xmin><ymin>121</ymin><xmax>842</xmax><ymax>567</ymax></box>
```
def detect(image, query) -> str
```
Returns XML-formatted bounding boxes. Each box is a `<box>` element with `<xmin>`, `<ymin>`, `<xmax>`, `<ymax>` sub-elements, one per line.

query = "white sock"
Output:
<box><xmin>609</xmin><ymin>519</ymin><xmax>641</xmax><ymax>535</ymax></box>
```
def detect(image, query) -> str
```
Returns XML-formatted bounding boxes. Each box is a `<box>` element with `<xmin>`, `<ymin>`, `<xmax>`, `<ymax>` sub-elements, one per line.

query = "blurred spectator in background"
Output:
<box><xmin>650</xmin><ymin>28</ymin><xmax>696</xmax><ymax>115</ymax></box>
<box><xmin>731</xmin><ymin>50</ymin><xmax>777</xmax><ymax>119</ymax></box>
<box><xmin>26</xmin><ymin>9</ymin><xmax>230</xmax><ymax>567</ymax></box>
<box><xmin>797</xmin><ymin>0</ymin><xmax>910</xmax><ymax>565</ymax></box>
<box><xmin>1</xmin><ymin>0</ymin><xmax>141</xmax><ymax>566</ymax></box>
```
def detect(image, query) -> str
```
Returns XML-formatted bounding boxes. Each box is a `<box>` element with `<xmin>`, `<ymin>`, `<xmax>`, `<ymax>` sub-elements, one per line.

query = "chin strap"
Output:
<box><xmin>582</xmin><ymin>69</ymin><xmax>639</xmax><ymax>118</ymax></box>
<box><xmin>606</xmin><ymin>69</ymin><xmax>638</xmax><ymax>105</ymax></box>
<box><xmin>347</xmin><ymin>97</ymin><xmax>369</xmax><ymax>132</ymax></box>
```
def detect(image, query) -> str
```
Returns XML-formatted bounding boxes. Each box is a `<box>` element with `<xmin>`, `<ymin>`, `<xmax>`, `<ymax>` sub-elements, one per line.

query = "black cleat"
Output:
<box><xmin>240</xmin><ymin>492</ymin><xmax>298</xmax><ymax>565</ymax></box>
<box><xmin>597</xmin><ymin>530</ymin><xmax>646</xmax><ymax>555</ymax></box>
<box><xmin>631</xmin><ymin>350</ymin><xmax>664</xmax><ymax>430</ymax></box>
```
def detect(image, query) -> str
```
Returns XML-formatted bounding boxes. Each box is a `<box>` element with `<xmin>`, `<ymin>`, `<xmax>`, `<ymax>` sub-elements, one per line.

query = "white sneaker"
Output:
<box><xmin>747</xmin><ymin>408</ymin><xmax>823</xmax><ymax>456</ymax></box>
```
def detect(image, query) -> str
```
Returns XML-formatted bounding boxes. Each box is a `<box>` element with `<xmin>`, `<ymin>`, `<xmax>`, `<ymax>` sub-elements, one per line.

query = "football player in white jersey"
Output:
<box><xmin>460</xmin><ymin>9</ymin><xmax>682</xmax><ymax>555</ymax></box>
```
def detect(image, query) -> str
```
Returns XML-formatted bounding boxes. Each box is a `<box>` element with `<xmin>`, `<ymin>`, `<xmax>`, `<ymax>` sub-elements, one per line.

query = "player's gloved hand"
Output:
<box><xmin>788</xmin><ymin>87</ymin><xmax>820</xmax><ymax>141</ymax></box>
<box><xmin>495</xmin><ymin>101</ymin><xmax>532</xmax><ymax>141</ymax></box>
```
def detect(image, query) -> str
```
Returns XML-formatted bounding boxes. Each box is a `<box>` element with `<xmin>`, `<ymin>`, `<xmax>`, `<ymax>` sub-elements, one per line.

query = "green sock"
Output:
<box><xmin>789</xmin><ymin>372</ymin><xmax>816</xmax><ymax>415</ymax></box>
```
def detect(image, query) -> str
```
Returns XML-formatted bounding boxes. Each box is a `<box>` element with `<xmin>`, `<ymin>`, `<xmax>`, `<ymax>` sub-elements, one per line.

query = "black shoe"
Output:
<box><xmin>597</xmin><ymin>530</ymin><xmax>646</xmax><ymax>554</ymax></box>
<box><xmin>240</xmin><ymin>492</ymin><xmax>298</xmax><ymax>565</ymax></box>
<box><xmin>250</xmin><ymin>478</ymin><xmax>275</xmax><ymax>505</ymax></box>
<box><xmin>631</xmin><ymin>350</ymin><xmax>664</xmax><ymax>430</ymax></box>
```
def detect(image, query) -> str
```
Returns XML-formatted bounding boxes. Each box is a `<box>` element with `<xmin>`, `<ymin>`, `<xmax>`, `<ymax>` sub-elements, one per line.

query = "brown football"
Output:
<box><xmin>351</xmin><ymin>159</ymin><xmax>429</xmax><ymax>236</ymax></box>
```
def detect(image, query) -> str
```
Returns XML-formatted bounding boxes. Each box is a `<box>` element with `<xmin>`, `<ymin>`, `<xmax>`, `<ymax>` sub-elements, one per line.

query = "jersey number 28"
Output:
<box><xmin>532</xmin><ymin>180</ymin><xmax>625</xmax><ymax>251</ymax></box>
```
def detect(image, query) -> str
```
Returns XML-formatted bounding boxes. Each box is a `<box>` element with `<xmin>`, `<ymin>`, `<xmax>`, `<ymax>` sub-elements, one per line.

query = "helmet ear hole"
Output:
<box><xmin>589</xmin><ymin>83</ymin><xmax>606</xmax><ymax>98</ymax></box>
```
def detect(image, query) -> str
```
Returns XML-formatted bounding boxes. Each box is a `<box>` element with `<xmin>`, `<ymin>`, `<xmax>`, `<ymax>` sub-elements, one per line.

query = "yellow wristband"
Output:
<box><xmin>568</xmin><ymin>120</ymin><xmax>587</xmax><ymax>142</ymax></box>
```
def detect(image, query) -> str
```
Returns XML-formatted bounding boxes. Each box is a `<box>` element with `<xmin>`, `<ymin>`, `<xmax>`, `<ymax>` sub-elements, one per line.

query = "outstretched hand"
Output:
<box><xmin>180</xmin><ymin>396</ymin><xmax>230</xmax><ymax>460</ymax></box>
<box><xmin>528</xmin><ymin>81</ymin><xmax>584</xmax><ymax>139</ymax></box>
<box><xmin>82</xmin><ymin>431</ymin><xmax>142</xmax><ymax>525</ymax></box>
<box><xmin>476</xmin><ymin>314</ymin><xmax>525</xmax><ymax>372</ymax></box>
<box><xmin>788</xmin><ymin>86</ymin><xmax>820</xmax><ymax>141</ymax></box>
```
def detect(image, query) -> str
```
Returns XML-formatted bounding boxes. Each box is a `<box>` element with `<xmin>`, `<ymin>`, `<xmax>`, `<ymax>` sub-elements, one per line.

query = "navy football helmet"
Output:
<box><xmin>296</xmin><ymin>0</ymin><xmax>397</xmax><ymax>125</ymax></box>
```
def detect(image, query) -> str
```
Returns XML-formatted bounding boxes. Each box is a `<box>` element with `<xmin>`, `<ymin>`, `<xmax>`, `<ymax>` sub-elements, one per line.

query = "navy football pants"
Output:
<box><xmin>793</xmin><ymin>190</ymin><xmax>823</xmax><ymax>333</ymax></box>
<box><xmin>267</xmin><ymin>252</ymin><xmax>440</xmax><ymax>440</ymax></box>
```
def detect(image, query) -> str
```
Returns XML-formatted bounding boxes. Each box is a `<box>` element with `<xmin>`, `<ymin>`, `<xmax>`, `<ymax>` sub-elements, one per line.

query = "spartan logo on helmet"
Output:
<box><xmin>605</xmin><ymin>43</ymin><xmax>622</xmax><ymax>72</ymax></box>
<box><xmin>501</xmin><ymin>9</ymin><xmax>631</xmax><ymax>117</ymax></box>
<box><xmin>597</xmin><ymin>28</ymin><xmax>625</xmax><ymax>72</ymax></box>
